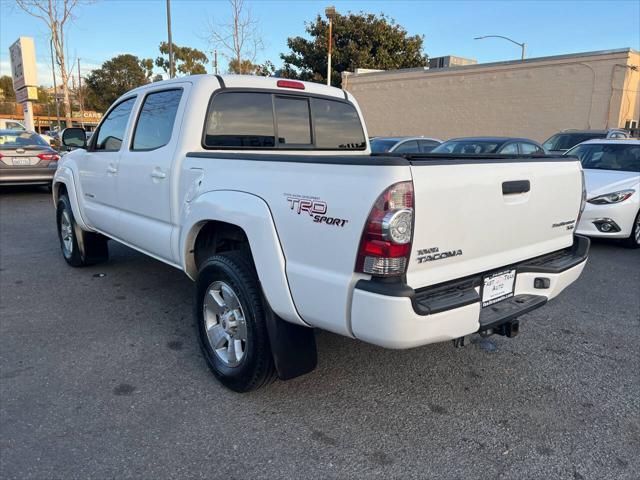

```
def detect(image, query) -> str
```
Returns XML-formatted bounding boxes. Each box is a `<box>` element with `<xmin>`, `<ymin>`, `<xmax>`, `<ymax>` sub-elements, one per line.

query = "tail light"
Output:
<box><xmin>356</xmin><ymin>181</ymin><xmax>414</xmax><ymax>277</ymax></box>
<box><xmin>576</xmin><ymin>168</ymin><xmax>586</xmax><ymax>225</ymax></box>
<box><xmin>37</xmin><ymin>153</ymin><xmax>60</xmax><ymax>162</ymax></box>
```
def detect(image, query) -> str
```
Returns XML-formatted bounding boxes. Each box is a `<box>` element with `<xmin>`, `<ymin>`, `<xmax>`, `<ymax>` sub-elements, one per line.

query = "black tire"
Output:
<box><xmin>195</xmin><ymin>251</ymin><xmax>276</xmax><ymax>392</ymax></box>
<box><xmin>623</xmin><ymin>210</ymin><xmax>640</xmax><ymax>249</ymax></box>
<box><xmin>56</xmin><ymin>194</ymin><xmax>109</xmax><ymax>266</ymax></box>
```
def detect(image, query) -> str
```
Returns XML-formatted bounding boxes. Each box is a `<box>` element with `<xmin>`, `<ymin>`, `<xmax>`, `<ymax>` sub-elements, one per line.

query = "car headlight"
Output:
<box><xmin>587</xmin><ymin>189</ymin><xmax>635</xmax><ymax>205</ymax></box>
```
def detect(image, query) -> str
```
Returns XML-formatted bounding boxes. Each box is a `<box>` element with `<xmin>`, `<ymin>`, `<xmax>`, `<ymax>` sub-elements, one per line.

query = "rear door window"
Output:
<box><xmin>519</xmin><ymin>142</ymin><xmax>543</xmax><ymax>155</ymax></box>
<box><xmin>393</xmin><ymin>140</ymin><xmax>420</xmax><ymax>153</ymax></box>
<box><xmin>132</xmin><ymin>89</ymin><xmax>182</xmax><ymax>151</ymax></box>
<box><xmin>499</xmin><ymin>143</ymin><xmax>518</xmax><ymax>154</ymax></box>
<box><xmin>418</xmin><ymin>140</ymin><xmax>440</xmax><ymax>152</ymax></box>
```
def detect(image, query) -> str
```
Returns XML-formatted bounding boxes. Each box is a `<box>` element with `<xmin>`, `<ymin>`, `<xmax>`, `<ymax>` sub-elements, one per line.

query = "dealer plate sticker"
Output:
<box><xmin>482</xmin><ymin>269</ymin><xmax>516</xmax><ymax>307</ymax></box>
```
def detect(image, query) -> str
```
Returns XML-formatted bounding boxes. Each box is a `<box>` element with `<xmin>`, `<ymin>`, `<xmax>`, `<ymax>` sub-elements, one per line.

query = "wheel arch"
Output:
<box><xmin>180</xmin><ymin>190</ymin><xmax>306</xmax><ymax>326</ymax></box>
<box><xmin>52</xmin><ymin>167</ymin><xmax>91</xmax><ymax>231</ymax></box>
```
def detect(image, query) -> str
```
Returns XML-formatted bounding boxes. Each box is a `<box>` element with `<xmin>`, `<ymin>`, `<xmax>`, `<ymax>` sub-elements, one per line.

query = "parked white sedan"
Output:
<box><xmin>567</xmin><ymin>139</ymin><xmax>640</xmax><ymax>248</ymax></box>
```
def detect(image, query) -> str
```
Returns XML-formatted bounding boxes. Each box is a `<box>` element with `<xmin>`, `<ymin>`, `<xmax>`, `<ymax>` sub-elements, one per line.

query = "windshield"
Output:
<box><xmin>566</xmin><ymin>143</ymin><xmax>640</xmax><ymax>172</ymax></box>
<box><xmin>0</xmin><ymin>131</ymin><xmax>49</xmax><ymax>149</ymax></box>
<box><xmin>432</xmin><ymin>140</ymin><xmax>501</xmax><ymax>154</ymax></box>
<box><xmin>542</xmin><ymin>133</ymin><xmax>606</xmax><ymax>151</ymax></box>
<box><xmin>370</xmin><ymin>138</ymin><xmax>399</xmax><ymax>153</ymax></box>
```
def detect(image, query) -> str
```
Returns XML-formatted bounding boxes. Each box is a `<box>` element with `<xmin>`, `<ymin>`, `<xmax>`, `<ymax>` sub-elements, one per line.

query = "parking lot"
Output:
<box><xmin>0</xmin><ymin>187</ymin><xmax>638</xmax><ymax>479</ymax></box>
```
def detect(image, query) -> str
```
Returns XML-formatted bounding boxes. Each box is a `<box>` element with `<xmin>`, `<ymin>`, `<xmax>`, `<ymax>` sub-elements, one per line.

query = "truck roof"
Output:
<box><xmin>127</xmin><ymin>74</ymin><xmax>348</xmax><ymax>100</ymax></box>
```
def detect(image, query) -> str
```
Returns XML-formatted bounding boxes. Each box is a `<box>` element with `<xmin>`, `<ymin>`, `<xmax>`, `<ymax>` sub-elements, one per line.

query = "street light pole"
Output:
<box><xmin>325</xmin><ymin>6</ymin><xmax>336</xmax><ymax>86</ymax></box>
<box><xmin>166</xmin><ymin>0</ymin><xmax>175</xmax><ymax>78</ymax></box>
<box><xmin>474</xmin><ymin>35</ymin><xmax>526</xmax><ymax>61</ymax></box>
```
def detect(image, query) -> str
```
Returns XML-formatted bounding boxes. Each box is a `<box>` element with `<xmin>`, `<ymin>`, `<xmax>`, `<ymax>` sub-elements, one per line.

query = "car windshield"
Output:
<box><xmin>432</xmin><ymin>140</ymin><xmax>501</xmax><ymax>154</ymax></box>
<box><xmin>370</xmin><ymin>138</ymin><xmax>399</xmax><ymax>153</ymax></box>
<box><xmin>0</xmin><ymin>131</ymin><xmax>49</xmax><ymax>149</ymax></box>
<box><xmin>566</xmin><ymin>143</ymin><xmax>640</xmax><ymax>172</ymax></box>
<box><xmin>542</xmin><ymin>133</ymin><xmax>606</xmax><ymax>151</ymax></box>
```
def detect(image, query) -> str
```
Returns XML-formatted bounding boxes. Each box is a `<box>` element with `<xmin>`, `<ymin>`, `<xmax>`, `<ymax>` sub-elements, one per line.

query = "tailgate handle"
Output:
<box><xmin>502</xmin><ymin>180</ymin><xmax>530</xmax><ymax>195</ymax></box>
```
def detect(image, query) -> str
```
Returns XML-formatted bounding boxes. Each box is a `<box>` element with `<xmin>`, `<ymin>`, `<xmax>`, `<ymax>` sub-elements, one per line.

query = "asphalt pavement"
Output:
<box><xmin>1</xmin><ymin>187</ymin><xmax>639</xmax><ymax>479</ymax></box>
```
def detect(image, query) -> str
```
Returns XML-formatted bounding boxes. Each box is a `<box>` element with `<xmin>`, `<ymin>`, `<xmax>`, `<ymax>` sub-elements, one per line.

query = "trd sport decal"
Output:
<box><xmin>416</xmin><ymin>246</ymin><xmax>463</xmax><ymax>263</ymax></box>
<box><xmin>284</xmin><ymin>193</ymin><xmax>349</xmax><ymax>227</ymax></box>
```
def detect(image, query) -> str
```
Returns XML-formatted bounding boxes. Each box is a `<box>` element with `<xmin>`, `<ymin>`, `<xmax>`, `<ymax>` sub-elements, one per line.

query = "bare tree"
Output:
<box><xmin>206</xmin><ymin>0</ymin><xmax>263</xmax><ymax>74</ymax></box>
<box><xmin>15</xmin><ymin>0</ymin><xmax>88</xmax><ymax>123</ymax></box>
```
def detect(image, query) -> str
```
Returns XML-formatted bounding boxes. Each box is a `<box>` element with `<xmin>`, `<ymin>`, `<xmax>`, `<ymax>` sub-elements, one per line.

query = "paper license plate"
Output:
<box><xmin>482</xmin><ymin>269</ymin><xmax>516</xmax><ymax>307</ymax></box>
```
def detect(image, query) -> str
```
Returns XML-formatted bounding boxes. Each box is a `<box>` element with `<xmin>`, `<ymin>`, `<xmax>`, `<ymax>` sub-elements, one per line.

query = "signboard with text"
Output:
<box><xmin>9</xmin><ymin>37</ymin><xmax>38</xmax><ymax>93</ymax></box>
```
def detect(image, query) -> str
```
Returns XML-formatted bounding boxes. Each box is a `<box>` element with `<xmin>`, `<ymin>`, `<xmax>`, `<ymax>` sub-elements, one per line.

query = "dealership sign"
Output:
<box><xmin>9</xmin><ymin>37</ymin><xmax>38</xmax><ymax>97</ymax></box>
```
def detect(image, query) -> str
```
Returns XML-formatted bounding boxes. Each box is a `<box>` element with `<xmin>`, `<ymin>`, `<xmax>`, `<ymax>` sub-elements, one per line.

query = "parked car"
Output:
<box><xmin>0</xmin><ymin>118</ymin><xmax>27</xmax><ymax>130</ymax></box>
<box><xmin>543</xmin><ymin>129</ymin><xmax>630</xmax><ymax>154</ymax></box>
<box><xmin>0</xmin><ymin>118</ymin><xmax>55</xmax><ymax>146</ymax></box>
<box><xmin>0</xmin><ymin>130</ymin><xmax>60</xmax><ymax>186</ymax></box>
<box><xmin>432</xmin><ymin>137</ymin><xmax>545</xmax><ymax>155</ymax></box>
<box><xmin>53</xmin><ymin>75</ymin><xmax>588</xmax><ymax>392</ymax></box>
<box><xmin>566</xmin><ymin>139</ymin><xmax>640</xmax><ymax>248</ymax></box>
<box><xmin>370</xmin><ymin>136</ymin><xmax>442</xmax><ymax>154</ymax></box>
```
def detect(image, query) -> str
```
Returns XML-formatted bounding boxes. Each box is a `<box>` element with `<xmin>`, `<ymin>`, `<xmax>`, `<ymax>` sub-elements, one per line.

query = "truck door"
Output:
<box><xmin>113</xmin><ymin>87</ymin><xmax>186</xmax><ymax>262</ymax></box>
<box><xmin>78</xmin><ymin>96</ymin><xmax>137</xmax><ymax>232</ymax></box>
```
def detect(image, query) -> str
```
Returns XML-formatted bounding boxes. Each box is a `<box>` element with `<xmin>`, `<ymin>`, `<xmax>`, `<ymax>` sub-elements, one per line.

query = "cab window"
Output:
<box><xmin>94</xmin><ymin>97</ymin><xmax>136</xmax><ymax>151</ymax></box>
<box><xmin>132</xmin><ymin>89</ymin><xmax>182</xmax><ymax>151</ymax></box>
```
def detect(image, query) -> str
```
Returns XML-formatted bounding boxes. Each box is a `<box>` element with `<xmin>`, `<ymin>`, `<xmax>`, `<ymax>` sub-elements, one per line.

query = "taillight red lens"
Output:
<box><xmin>37</xmin><ymin>153</ymin><xmax>60</xmax><ymax>162</ymax></box>
<box><xmin>356</xmin><ymin>181</ymin><xmax>414</xmax><ymax>277</ymax></box>
<box><xmin>277</xmin><ymin>79</ymin><xmax>305</xmax><ymax>90</ymax></box>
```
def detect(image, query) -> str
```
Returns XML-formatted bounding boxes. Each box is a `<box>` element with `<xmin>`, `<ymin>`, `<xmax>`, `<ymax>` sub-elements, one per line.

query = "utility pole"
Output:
<box><xmin>49</xmin><ymin>37</ymin><xmax>61</xmax><ymax>131</ymax></box>
<box><xmin>77</xmin><ymin>58</ymin><xmax>85</xmax><ymax>128</ymax></box>
<box><xmin>325</xmin><ymin>6</ymin><xmax>336</xmax><ymax>86</ymax></box>
<box><xmin>166</xmin><ymin>0</ymin><xmax>175</xmax><ymax>78</ymax></box>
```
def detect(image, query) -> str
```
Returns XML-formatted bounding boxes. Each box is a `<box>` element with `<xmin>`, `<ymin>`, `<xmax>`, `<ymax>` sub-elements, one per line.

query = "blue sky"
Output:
<box><xmin>1</xmin><ymin>0</ymin><xmax>639</xmax><ymax>86</ymax></box>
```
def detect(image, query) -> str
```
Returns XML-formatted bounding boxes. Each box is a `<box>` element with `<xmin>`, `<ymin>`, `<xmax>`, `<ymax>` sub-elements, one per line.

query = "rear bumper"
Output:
<box><xmin>0</xmin><ymin>163</ymin><xmax>58</xmax><ymax>185</ymax></box>
<box><xmin>351</xmin><ymin>236</ymin><xmax>589</xmax><ymax>349</ymax></box>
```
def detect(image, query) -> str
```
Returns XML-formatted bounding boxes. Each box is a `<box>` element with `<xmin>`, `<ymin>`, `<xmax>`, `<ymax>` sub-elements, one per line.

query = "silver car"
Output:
<box><xmin>0</xmin><ymin>130</ymin><xmax>60</xmax><ymax>186</ymax></box>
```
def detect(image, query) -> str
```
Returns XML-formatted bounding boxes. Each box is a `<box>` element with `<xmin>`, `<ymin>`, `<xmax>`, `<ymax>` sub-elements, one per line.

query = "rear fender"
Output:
<box><xmin>180</xmin><ymin>190</ymin><xmax>307</xmax><ymax>327</ymax></box>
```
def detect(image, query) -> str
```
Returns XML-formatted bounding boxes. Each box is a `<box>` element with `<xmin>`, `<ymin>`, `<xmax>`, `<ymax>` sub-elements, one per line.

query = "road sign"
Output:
<box><xmin>9</xmin><ymin>37</ymin><xmax>38</xmax><ymax>92</ymax></box>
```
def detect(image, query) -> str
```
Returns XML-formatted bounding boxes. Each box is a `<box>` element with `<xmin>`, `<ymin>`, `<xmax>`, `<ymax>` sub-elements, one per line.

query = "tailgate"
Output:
<box><xmin>407</xmin><ymin>157</ymin><xmax>583</xmax><ymax>289</ymax></box>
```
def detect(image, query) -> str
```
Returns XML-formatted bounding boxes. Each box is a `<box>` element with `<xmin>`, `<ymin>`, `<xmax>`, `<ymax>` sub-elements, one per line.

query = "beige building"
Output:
<box><xmin>343</xmin><ymin>48</ymin><xmax>640</xmax><ymax>142</ymax></box>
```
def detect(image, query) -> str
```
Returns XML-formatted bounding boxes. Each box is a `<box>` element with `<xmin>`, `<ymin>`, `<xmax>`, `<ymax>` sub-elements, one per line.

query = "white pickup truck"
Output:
<box><xmin>54</xmin><ymin>75</ymin><xmax>589</xmax><ymax>391</ymax></box>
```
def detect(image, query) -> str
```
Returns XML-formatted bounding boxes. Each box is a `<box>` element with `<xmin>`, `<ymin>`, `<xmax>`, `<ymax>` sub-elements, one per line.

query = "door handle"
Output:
<box><xmin>150</xmin><ymin>169</ymin><xmax>167</xmax><ymax>180</ymax></box>
<box><xmin>502</xmin><ymin>180</ymin><xmax>530</xmax><ymax>195</ymax></box>
<box><xmin>106</xmin><ymin>165</ymin><xmax>117</xmax><ymax>174</ymax></box>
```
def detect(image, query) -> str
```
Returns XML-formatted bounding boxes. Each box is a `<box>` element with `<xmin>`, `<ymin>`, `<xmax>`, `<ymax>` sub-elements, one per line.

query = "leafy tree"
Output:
<box><xmin>281</xmin><ymin>12</ymin><xmax>427</xmax><ymax>86</ymax></box>
<box><xmin>0</xmin><ymin>75</ymin><xmax>16</xmax><ymax>102</ymax></box>
<box><xmin>255</xmin><ymin>60</ymin><xmax>276</xmax><ymax>77</ymax></box>
<box><xmin>228</xmin><ymin>58</ymin><xmax>258</xmax><ymax>74</ymax></box>
<box><xmin>156</xmin><ymin>42</ymin><xmax>208</xmax><ymax>76</ymax></box>
<box><xmin>84</xmin><ymin>54</ymin><xmax>150</xmax><ymax>111</ymax></box>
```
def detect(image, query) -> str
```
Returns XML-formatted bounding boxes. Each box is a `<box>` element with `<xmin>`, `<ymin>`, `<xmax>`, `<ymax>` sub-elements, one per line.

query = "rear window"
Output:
<box><xmin>543</xmin><ymin>133</ymin><xmax>606</xmax><ymax>151</ymax></box>
<box><xmin>0</xmin><ymin>131</ymin><xmax>49</xmax><ymax>149</ymax></box>
<box><xmin>432</xmin><ymin>140</ymin><xmax>501</xmax><ymax>154</ymax></box>
<box><xmin>203</xmin><ymin>91</ymin><xmax>365</xmax><ymax>150</ymax></box>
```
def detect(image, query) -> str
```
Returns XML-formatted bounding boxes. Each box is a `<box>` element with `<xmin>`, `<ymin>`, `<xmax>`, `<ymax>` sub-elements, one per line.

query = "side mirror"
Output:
<box><xmin>61</xmin><ymin>127</ymin><xmax>87</xmax><ymax>149</ymax></box>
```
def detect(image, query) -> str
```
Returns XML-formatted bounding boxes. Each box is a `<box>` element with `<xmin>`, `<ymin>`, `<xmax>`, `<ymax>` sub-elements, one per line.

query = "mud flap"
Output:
<box><xmin>265</xmin><ymin>311</ymin><xmax>317</xmax><ymax>380</ymax></box>
<box><xmin>74</xmin><ymin>222</ymin><xmax>109</xmax><ymax>264</ymax></box>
